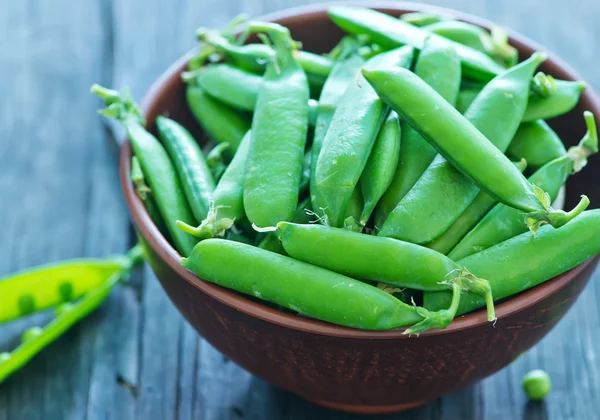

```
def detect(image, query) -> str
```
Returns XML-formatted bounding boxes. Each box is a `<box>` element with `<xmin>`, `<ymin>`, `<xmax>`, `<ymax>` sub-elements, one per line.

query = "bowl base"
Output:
<box><xmin>308</xmin><ymin>398</ymin><xmax>431</xmax><ymax>414</ymax></box>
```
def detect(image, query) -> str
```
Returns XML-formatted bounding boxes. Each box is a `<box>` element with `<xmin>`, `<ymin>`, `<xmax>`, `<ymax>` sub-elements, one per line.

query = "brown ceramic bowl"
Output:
<box><xmin>119</xmin><ymin>2</ymin><xmax>600</xmax><ymax>414</ymax></box>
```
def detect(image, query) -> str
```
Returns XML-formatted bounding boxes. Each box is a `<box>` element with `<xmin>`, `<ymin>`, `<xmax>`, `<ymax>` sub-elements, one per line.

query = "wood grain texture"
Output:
<box><xmin>0</xmin><ymin>0</ymin><xmax>599</xmax><ymax>419</ymax></box>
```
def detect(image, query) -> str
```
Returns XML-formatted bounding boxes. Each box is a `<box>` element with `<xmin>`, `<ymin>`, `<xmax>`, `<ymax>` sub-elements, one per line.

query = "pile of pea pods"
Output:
<box><xmin>94</xmin><ymin>6</ymin><xmax>600</xmax><ymax>335</ymax></box>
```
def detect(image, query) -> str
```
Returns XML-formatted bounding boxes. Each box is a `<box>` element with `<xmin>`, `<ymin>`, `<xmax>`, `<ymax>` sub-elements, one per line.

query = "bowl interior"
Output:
<box><xmin>123</xmin><ymin>2</ymin><xmax>600</xmax><ymax>339</ymax></box>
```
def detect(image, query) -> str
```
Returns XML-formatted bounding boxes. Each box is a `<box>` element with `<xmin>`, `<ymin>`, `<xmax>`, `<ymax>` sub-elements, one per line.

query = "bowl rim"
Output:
<box><xmin>120</xmin><ymin>1</ymin><xmax>600</xmax><ymax>340</ymax></box>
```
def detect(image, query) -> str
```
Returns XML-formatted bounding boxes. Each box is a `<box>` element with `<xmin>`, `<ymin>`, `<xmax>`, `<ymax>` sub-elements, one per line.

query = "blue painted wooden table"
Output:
<box><xmin>1</xmin><ymin>1</ymin><xmax>599</xmax><ymax>419</ymax></box>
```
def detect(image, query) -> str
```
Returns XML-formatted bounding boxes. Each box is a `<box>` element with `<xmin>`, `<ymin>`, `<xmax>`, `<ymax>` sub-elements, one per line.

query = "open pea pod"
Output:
<box><xmin>0</xmin><ymin>246</ymin><xmax>143</xmax><ymax>384</ymax></box>
<box><xmin>0</xmin><ymin>256</ymin><xmax>130</xmax><ymax>324</ymax></box>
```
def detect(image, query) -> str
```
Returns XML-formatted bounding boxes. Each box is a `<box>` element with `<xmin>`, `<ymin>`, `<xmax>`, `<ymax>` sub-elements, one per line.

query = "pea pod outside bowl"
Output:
<box><xmin>118</xmin><ymin>2</ymin><xmax>600</xmax><ymax>415</ymax></box>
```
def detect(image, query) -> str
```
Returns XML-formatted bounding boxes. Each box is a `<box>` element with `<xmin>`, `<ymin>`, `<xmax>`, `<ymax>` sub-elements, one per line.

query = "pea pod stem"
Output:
<box><xmin>0</xmin><ymin>245</ymin><xmax>143</xmax><ymax>384</ymax></box>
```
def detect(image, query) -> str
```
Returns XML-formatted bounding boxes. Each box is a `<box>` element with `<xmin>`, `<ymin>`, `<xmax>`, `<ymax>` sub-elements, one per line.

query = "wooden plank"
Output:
<box><xmin>0</xmin><ymin>1</ymin><xmax>130</xmax><ymax>420</ymax></box>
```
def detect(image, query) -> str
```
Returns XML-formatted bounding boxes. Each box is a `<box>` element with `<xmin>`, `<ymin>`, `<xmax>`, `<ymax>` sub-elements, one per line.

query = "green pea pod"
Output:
<box><xmin>507</xmin><ymin>120</ymin><xmax>567</xmax><ymax>167</ymax></box>
<box><xmin>424</xmin><ymin>209</ymin><xmax>600</xmax><ymax>316</ymax></box>
<box><xmin>459</xmin><ymin>77</ymin><xmax>585</xmax><ymax>119</ymax></box>
<box><xmin>310</xmin><ymin>40</ymin><xmax>365</xmax><ymax>215</ymax></box>
<box><xmin>314</xmin><ymin>46</ymin><xmax>414</xmax><ymax>227</ymax></box>
<box><xmin>91</xmin><ymin>85</ymin><xmax>198</xmax><ymax>256</ymax></box>
<box><xmin>0</xmin><ymin>246</ymin><xmax>143</xmax><ymax>384</ymax></box>
<box><xmin>426</xmin><ymin>159</ymin><xmax>527</xmax><ymax>255</ymax></box>
<box><xmin>359</xmin><ymin>112</ymin><xmax>401</xmax><ymax>226</ymax></box>
<box><xmin>191</xmin><ymin>64</ymin><xmax>319</xmax><ymax>124</ymax></box>
<box><xmin>424</xmin><ymin>21</ymin><xmax>518</xmax><ymax>67</ymax></box>
<box><xmin>131</xmin><ymin>156</ymin><xmax>170</xmax><ymax>238</ymax></box>
<box><xmin>375</xmin><ymin>37</ymin><xmax>461</xmax><ymax>226</ymax></box>
<box><xmin>456</xmin><ymin>87</ymin><xmax>482</xmax><ymax>114</ymax></box>
<box><xmin>0</xmin><ymin>257</ymin><xmax>129</xmax><ymax>324</ymax></box>
<box><xmin>276</xmin><ymin>222</ymin><xmax>496</xmax><ymax>332</ymax></box>
<box><xmin>328</xmin><ymin>6</ymin><xmax>505</xmax><ymax>82</ymax></box>
<box><xmin>449</xmin><ymin>112</ymin><xmax>598</xmax><ymax>260</ymax></box>
<box><xmin>376</xmin><ymin>53</ymin><xmax>544</xmax><ymax>244</ymax></box>
<box><xmin>193</xmin><ymin>63</ymin><xmax>260</xmax><ymax>112</ymax></box>
<box><xmin>363</xmin><ymin>57</ymin><xmax>589</xmax><ymax>232</ymax></box>
<box><xmin>186</xmin><ymin>85</ymin><xmax>250</xmax><ymax>153</ymax></box>
<box><xmin>184</xmin><ymin>238</ymin><xmax>452</xmax><ymax>333</ymax></box>
<box><xmin>400</xmin><ymin>12</ymin><xmax>447</xmax><ymax>27</ymax></box>
<box><xmin>156</xmin><ymin>117</ymin><xmax>215</xmax><ymax>222</ymax></box>
<box><xmin>178</xmin><ymin>130</ymin><xmax>251</xmax><ymax>238</ymax></box>
<box><xmin>243</xmin><ymin>22</ymin><xmax>310</xmax><ymax>228</ymax></box>
<box><xmin>523</xmin><ymin>79</ymin><xmax>586</xmax><ymax>122</ymax></box>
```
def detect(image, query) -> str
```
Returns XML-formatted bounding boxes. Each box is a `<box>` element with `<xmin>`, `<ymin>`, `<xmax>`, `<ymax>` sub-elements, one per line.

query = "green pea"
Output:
<box><xmin>375</xmin><ymin>37</ymin><xmax>461</xmax><ymax>227</ymax></box>
<box><xmin>21</xmin><ymin>327</ymin><xmax>43</xmax><ymax>343</ymax></box>
<box><xmin>523</xmin><ymin>370</ymin><xmax>551</xmax><ymax>401</ymax></box>
<box><xmin>58</xmin><ymin>282</ymin><xmax>74</xmax><ymax>302</ymax></box>
<box><xmin>17</xmin><ymin>295</ymin><xmax>36</xmax><ymax>316</ymax></box>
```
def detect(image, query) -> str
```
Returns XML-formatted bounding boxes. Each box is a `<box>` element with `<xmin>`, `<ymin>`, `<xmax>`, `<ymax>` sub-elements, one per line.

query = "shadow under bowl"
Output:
<box><xmin>119</xmin><ymin>1</ymin><xmax>600</xmax><ymax>414</ymax></box>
